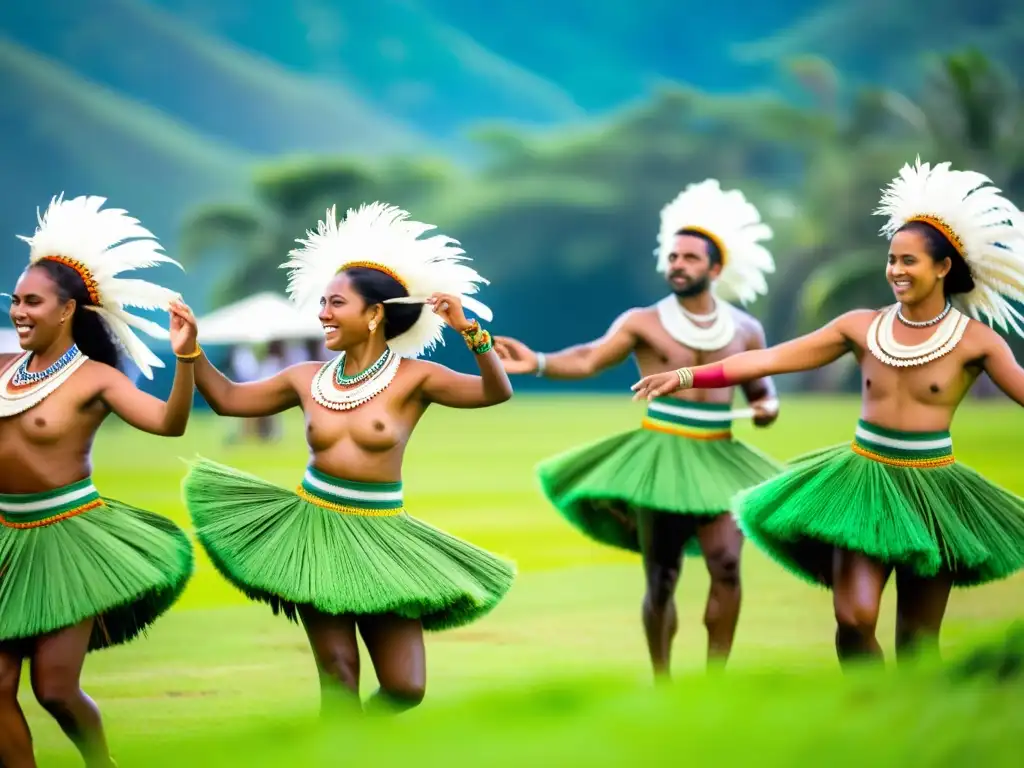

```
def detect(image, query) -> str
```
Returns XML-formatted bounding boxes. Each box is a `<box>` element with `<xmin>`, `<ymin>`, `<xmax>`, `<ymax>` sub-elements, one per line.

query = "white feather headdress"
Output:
<box><xmin>875</xmin><ymin>157</ymin><xmax>1024</xmax><ymax>336</ymax></box>
<box><xmin>655</xmin><ymin>179</ymin><xmax>776</xmax><ymax>305</ymax></box>
<box><xmin>280</xmin><ymin>202</ymin><xmax>492</xmax><ymax>359</ymax></box>
<box><xmin>17</xmin><ymin>194</ymin><xmax>182</xmax><ymax>379</ymax></box>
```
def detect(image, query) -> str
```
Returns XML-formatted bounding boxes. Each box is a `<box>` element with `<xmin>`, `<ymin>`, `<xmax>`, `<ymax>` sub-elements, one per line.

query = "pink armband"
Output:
<box><xmin>692</xmin><ymin>363</ymin><xmax>731</xmax><ymax>389</ymax></box>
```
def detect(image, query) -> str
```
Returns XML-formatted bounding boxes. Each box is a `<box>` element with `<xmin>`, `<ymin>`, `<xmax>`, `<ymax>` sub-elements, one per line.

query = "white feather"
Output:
<box><xmin>654</xmin><ymin>179</ymin><xmax>776</xmax><ymax>306</ymax></box>
<box><xmin>874</xmin><ymin>157</ymin><xmax>1024</xmax><ymax>336</ymax></box>
<box><xmin>17</xmin><ymin>194</ymin><xmax>181</xmax><ymax>376</ymax></box>
<box><xmin>280</xmin><ymin>202</ymin><xmax>492</xmax><ymax>358</ymax></box>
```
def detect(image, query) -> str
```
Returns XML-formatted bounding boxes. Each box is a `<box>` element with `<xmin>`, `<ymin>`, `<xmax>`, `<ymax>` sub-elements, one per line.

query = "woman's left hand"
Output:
<box><xmin>427</xmin><ymin>293</ymin><xmax>473</xmax><ymax>332</ymax></box>
<box><xmin>168</xmin><ymin>297</ymin><xmax>199</xmax><ymax>356</ymax></box>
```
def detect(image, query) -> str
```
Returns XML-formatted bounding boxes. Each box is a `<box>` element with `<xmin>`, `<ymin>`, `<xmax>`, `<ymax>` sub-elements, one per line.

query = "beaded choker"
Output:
<box><xmin>0</xmin><ymin>345</ymin><xmax>88</xmax><ymax>418</ymax></box>
<box><xmin>311</xmin><ymin>348</ymin><xmax>401</xmax><ymax>411</ymax></box>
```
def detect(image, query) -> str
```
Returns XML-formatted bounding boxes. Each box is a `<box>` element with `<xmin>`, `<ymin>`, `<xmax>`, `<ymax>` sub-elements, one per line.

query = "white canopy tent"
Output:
<box><xmin>192</xmin><ymin>292</ymin><xmax>324</xmax><ymax>345</ymax></box>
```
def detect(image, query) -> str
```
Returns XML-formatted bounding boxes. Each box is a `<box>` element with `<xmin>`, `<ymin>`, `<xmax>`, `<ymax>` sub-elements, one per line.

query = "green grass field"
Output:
<box><xmin>23</xmin><ymin>394</ymin><xmax>1024</xmax><ymax>765</ymax></box>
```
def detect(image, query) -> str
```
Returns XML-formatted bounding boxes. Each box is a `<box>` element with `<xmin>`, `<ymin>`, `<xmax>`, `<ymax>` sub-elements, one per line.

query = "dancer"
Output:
<box><xmin>494</xmin><ymin>180</ymin><xmax>783</xmax><ymax>677</ymax></box>
<box><xmin>633</xmin><ymin>158</ymin><xmax>1024</xmax><ymax>667</ymax></box>
<box><xmin>0</xmin><ymin>195</ymin><xmax>196</xmax><ymax>768</ymax></box>
<box><xmin>180</xmin><ymin>202</ymin><xmax>516</xmax><ymax>714</ymax></box>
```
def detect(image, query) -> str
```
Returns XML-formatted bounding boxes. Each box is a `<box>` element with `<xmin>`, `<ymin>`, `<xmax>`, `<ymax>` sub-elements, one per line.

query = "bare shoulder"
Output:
<box><xmin>831</xmin><ymin>308</ymin><xmax>881</xmax><ymax>335</ymax></box>
<box><xmin>723</xmin><ymin>303</ymin><xmax>766</xmax><ymax>341</ymax></box>
<box><xmin>615</xmin><ymin>305</ymin><xmax>653</xmax><ymax>329</ymax></box>
<box><xmin>81</xmin><ymin>359</ymin><xmax>126</xmax><ymax>383</ymax></box>
<box><xmin>396</xmin><ymin>357</ymin><xmax>447</xmax><ymax>387</ymax></box>
<box><xmin>283</xmin><ymin>360</ymin><xmax>321</xmax><ymax>388</ymax></box>
<box><xmin>962</xmin><ymin>317</ymin><xmax>1011</xmax><ymax>356</ymax></box>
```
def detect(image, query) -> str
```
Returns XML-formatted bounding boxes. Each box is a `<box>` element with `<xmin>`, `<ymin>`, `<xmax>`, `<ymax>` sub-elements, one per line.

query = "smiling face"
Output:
<box><xmin>9</xmin><ymin>266</ymin><xmax>75</xmax><ymax>352</ymax></box>
<box><xmin>317</xmin><ymin>272</ymin><xmax>381</xmax><ymax>352</ymax></box>
<box><xmin>887</xmin><ymin>228</ymin><xmax>950</xmax><ymax>305</ymax></box>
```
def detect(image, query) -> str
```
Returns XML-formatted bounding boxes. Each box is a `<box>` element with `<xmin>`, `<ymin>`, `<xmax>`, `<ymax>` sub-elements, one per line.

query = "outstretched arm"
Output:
<box><xmin>633</xmin><ymin>312</ymin><xmax>856</xmax><ymax>400</ymax></box>
<box><xmin>418</xmin><ymin>293</ymin><xmax>512</xmax><ymax>408</ymax></box>
<box><xmin>978</xmin><ymin>327</ymin><xmax>1024</xmax><ymax>407</ymax></box>
<box><xmin>494</xmin><ymin>309</ymin><xmax>639</xmax><ymax>380</ymax></box>
<box><xmin>192</xmin><ymin>354</ymin><xmax>302</xmax><ymax>417</ymax></box>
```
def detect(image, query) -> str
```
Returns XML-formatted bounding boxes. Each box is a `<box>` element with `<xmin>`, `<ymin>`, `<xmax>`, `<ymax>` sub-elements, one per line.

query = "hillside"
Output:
<box><xmin>732</xmin><ymin>0</ymin><xmax>1024</xmax><ymax>86</ymax></box>
<box><xmin>0</xmin><ymin>0</ymin><xmax>428</xmax><ymax>156</ymax></box>
<box><xmin>0</xmin><ymin>36</ymin><xmax>248</xmax><ymax>303</ymax></box>
<box><xmin>145</xmin><ymin>0</ymin><xmax>587</xmax><ymax>137</ymax></box>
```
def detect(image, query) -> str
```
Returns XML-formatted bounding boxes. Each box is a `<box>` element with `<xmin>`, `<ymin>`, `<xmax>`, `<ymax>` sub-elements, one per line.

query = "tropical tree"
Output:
<box><xmin>179</xmin><ymin>156</ymin><xmax>458</xmax><ymax>303</ymax></box>
<box><xmin>796</xmin><ymin>48</ymin><xmax>1024</xmax><ymax>395</ymax></box>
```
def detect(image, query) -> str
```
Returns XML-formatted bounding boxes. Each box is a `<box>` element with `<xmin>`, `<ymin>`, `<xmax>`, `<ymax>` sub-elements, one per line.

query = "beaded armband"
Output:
<box><xmin>460</xmin><ymin>321</ymin><xmax>494</xmax><ymax>355</ymax></box>
<box><xmin>176</xmin><ymin>343</ymin><xmax>203</xmax><ymax>363</ymax></box>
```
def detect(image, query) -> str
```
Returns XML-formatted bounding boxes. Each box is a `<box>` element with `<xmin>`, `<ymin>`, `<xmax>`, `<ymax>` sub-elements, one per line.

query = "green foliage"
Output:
<box><xmin>180</xmin><ymin>47</ymin><xmax>1024</xmax><ymax>383</ymax></box>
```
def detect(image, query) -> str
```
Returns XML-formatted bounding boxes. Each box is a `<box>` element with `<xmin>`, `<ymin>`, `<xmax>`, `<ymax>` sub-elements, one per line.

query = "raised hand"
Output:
<box><xmin>493</xmin><ymin>336</ymin><xmax>539</xmax><ymax>375</ymax></box>
<box><xmin>426</xmin><ymin>292</ymin><xmax>473</xmax><ymax>332</ymax></box>
<box><xmin>168</xmin><ymin>298</ymin><xmax>199</xmax><ymax>357</ymax></box>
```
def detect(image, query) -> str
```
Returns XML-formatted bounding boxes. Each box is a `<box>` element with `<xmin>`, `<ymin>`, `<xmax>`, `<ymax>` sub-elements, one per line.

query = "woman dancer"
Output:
<box><xmin>180</xmin><ymin>202</ymin><xmax>516</xmax><ymax>714</ymax></box>
<box><xmin>632</xmin><ymin>158</ymin><xmax>1024</xmax><ymax>667</ymax></box>
<box><xmin>0</xmin><ymin>195</ymin><xmax>196</xmax><ymax>767</ymax></box>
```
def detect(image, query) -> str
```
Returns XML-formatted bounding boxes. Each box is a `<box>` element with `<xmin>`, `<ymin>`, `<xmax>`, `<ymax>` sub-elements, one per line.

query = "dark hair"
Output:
<box><xmin>676</xmin><ymin>228</ymin><xmax>723</xmax><ymax>268</ymax></box>
<box><xmin>897</xmin><ymin>221</ymin><xmax>975</xmax><ymax>297</ymax></box>
<box><xmin>29</xmin><ymin>260</ymin><xmax>122</xmax><ymax>370</ymax></box>
<box><xmin>343</xmin><ymin>267</ymin><xmax>420</xmax><ymax>340</ymax></box>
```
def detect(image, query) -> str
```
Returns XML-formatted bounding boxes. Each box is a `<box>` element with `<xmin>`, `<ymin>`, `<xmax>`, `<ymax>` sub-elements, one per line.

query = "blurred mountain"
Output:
<box><xmin>0</xmin><ymin>0</ymin><xmax>427</xmax><ymax>156</ymax></box>
<box><xmin>732</xmin><ymin>0</ymin><xmax>1024</xmax><ymax>87</ymax></box>
<box><xmin>0</xmin><ymin>34</ymin><xmax>248</xmax><ymax>300</ymax></box>
<box><xmin>3</xmin><ymin>0</ymin><xmax>1020</xmax><ymax>305</ymax></box>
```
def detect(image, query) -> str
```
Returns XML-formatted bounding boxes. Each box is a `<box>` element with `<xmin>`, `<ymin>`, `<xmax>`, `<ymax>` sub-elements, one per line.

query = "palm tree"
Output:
<box><xmin>180</xmin><ymin>157</ymin><xmax>456</xmax><ymax>303</ymax></box>
<box><xmin>799</xmin><ymin>49</ymin><xmax>1023</xmax><ymax>329</ymax></box>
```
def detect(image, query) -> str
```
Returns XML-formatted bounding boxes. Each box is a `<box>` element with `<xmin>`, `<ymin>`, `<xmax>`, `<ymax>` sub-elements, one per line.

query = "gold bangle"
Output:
<box><xmin>675</xmin><ymin>367</ymin><xmax>693</xmax><ymax>389</ymax></box>
<box><xmin>176</xmin><ymin>343</ymin><xmax>202</xmax><ymax>361</ymax></box>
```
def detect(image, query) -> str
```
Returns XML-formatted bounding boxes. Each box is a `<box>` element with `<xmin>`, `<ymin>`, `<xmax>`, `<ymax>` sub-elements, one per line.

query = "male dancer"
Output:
<box><xmin>495</xmin><ymin>179</ymin><xmax>783</xmax><ymax>677</ymax></box>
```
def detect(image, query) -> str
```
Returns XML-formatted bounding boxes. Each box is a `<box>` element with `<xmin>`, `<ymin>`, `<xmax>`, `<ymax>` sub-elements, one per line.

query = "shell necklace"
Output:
<box><xmin>897</xmin><ymin>300</ymin><xmax>952</xmax><ymax>328</ymax></box>
<box><xmin>311</xmin><ymin>347</ymin><xmax>401</xmax><ymax>411</ymax></box>
<box><xmin>656</xmin><ymin>295</ymin><xmax>735</xmax><ymax>351</ymax></box>
<box><xmin>866</xmin><ymin>304</ymin><xmax>969</xmax><ymax>368</ymax></box>
<box><xmin>0</xmin><ymin>344</ymin><xmax>89</xmax><ymax>418</ymax></box>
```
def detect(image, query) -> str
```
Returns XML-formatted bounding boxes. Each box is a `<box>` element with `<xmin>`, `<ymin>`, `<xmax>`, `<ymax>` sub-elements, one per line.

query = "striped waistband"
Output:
<box><xmin>641</xmin><ymin>398</ymin><xmax>733</xmax><ymax>441</ymax></box>
<box><xmin>0</xmin><ymin>478</ymin><xmax>105</xmax><ymax>529</ymax></box>
<box><xmin>297</xmin><ymin>466</ymin><xmax>404</xmax><ymax>517</ymax></box>
<box><xmin>852</xmin><ymin>420</ymin><xmax>954</xmax><ymax>467</ymax></box>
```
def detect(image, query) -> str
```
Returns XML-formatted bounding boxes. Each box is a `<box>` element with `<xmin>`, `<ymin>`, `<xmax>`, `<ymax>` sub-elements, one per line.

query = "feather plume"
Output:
<box><xmin>281</xmin><ymin>202</ymin><xmax>491</xmax><ymax>358</ymax></box>
<box><xmin>875</xmin><ymin>157</ymin><xmax>1024</xmax><ymax>336</ymax></box>
<box><xmin>655</xmin><ymin>179</ymin><xmax>776</xmax><ymax>305</ymax></box>
<box><xmin>17</xmin><ymin>194</ymin><xmax>181</xmax><ymax>378</ymax></box>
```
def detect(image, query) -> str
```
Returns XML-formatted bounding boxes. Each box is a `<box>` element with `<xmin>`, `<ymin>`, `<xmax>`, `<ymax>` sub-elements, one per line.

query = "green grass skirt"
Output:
<box><xmin>735</xmin><ymin>443</ymin><xmax>1024</xmax><ymax>588</ymax></box>
<box><xmin>0</xmin><ymin>499</ymin><xmax>194</xmax><ymax>651</ymax></box>
<box><xmin>537</xmin><ymin>427</ymin><xmax>783</xmax><ymax>556</ymax></box>
<box><xmin>181</xmin><ymin>458</ymin><xmax>517</xmax><ymax>631</ymax></box>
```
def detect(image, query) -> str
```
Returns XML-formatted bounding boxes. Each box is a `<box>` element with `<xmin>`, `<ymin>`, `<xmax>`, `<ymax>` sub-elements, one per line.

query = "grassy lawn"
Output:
<box><xmin>19</xmin><ymin>394</ymin><xmax>1024</xmax><ymax>765</ymax></box>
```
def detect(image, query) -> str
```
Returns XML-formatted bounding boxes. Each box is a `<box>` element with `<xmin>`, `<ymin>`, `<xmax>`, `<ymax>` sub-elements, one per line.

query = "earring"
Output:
<box><xmin>60</xmin><ymin>316</ymin><xmax>66</xmax><ymax>324</ymax></box>
<box><xmin>369</xmin><ymin>321</ymin><xmax>377</xmax><ymax>332</ymax></box>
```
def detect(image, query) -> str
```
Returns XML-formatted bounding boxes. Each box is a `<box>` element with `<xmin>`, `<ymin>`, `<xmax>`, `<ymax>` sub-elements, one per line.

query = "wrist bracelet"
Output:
<box><xmin>535</xmin><ymin>352</ymin><xmax>547</xmax><ymax>377</ymax></box>
<box><xmin>460</xmin><ymin>322</ymin><xmax>493</xmax><ymax>355</ymax></box>
<box><xmin>176</xmin><ymin>343</ymin><xmax>202</xmax><ymax>363</ymax></box>
<box><xmin>675</xmin><ymin>367</ymin><xmax>693</xmax><ymax>389</ymax></box>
